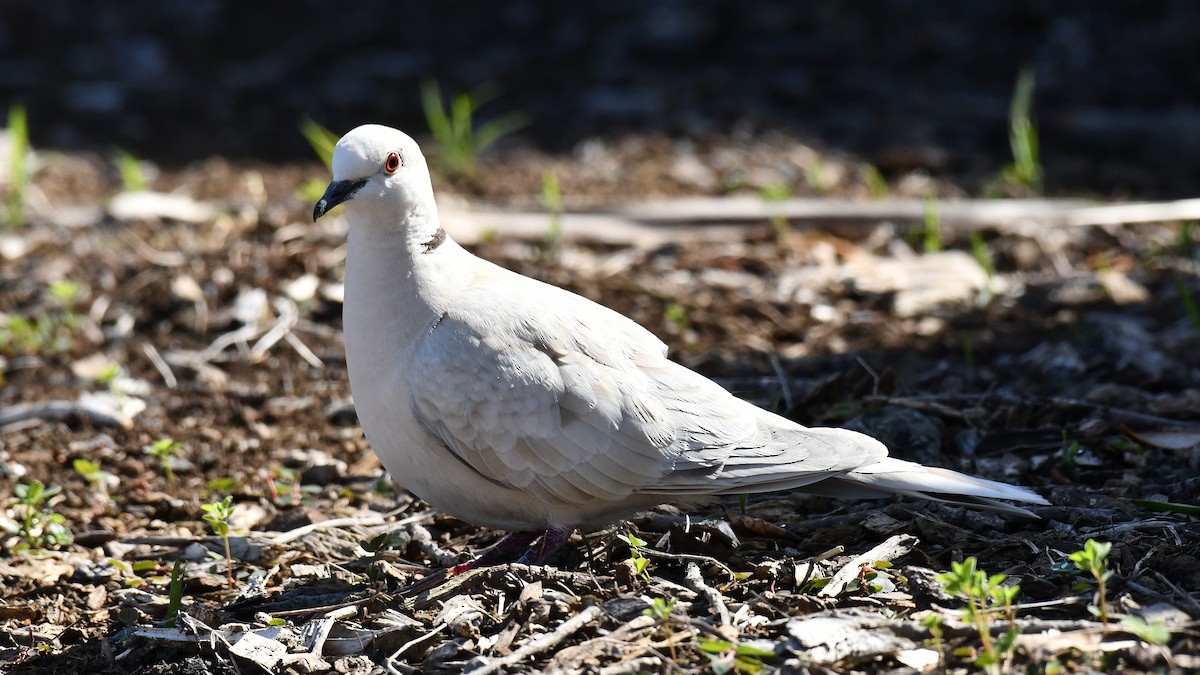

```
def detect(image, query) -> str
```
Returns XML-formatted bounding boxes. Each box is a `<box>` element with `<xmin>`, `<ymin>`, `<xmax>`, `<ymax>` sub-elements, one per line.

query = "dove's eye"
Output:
<box><xmin>384</xmin><ymin>152</ymin><xmax>402</xmax><ymax>174</ymax></box>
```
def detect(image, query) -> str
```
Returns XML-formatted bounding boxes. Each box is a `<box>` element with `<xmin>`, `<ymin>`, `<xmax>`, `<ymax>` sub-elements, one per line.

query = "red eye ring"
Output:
<box><xmin>384</xmin><ymin>152</ymin><xmax>401</xmax><ymax>174</ymax></box>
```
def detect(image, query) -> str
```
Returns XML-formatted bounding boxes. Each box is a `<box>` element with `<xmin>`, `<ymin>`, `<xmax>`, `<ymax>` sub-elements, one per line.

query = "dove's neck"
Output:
<box><xmin>344</xmin><ymin>205</ymin><xmax>468</xmax><ymax>346</ymax></box>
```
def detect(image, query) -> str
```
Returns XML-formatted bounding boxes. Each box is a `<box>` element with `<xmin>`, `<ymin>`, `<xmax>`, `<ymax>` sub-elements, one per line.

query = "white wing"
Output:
<box><xmin>406</xmin><ymin>274</ymin><xmax>904</xmax><ymax>515</ymax></box>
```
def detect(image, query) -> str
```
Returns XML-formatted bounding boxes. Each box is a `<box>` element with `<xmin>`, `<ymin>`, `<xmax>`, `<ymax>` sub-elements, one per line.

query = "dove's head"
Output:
<box><xmin>312</xmin><ymin>125</ymin><xmax>434</xmax><ymax>223</ymax></box>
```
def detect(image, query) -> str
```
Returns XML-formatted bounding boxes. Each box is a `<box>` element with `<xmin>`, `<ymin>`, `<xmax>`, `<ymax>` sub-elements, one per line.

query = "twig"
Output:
<box><xmin>119</xmin><ymin>230</ymin><xmax>187</xmax><ymax>267</ymax></box>
<box><xmin>597</xmin><ymin>657</ymin><xmax>664</xmax><ymax>675</ymax></box>
<box><xmin>267</xmin><ymin>512</ymin><xmax>416</xmax><ymax>545</ymax></box>
<box><xmin>467</xmin><ymin>604</ymin><xmax>603</xmax><ymax>675</ymax></box>
<box><xmin>0</xmin><ymin>399</ymin><xmax>126</xmax><ymax>429</ymax></box>
<box><xmin>284</xmin><ymin>330</ymin><xmax>324</xmax><ymax>369</ymax></box>
<box><xmin>385</xmin><ymin>625</ymin><xmax>445</xmax><ymax>674</ymax></box>
<box><xmin>1151</xmin><ymin>570</ymin><xmax>1200</xmax><ymax>618</ymax></box>
<box><xmin>442</xmin><ymin>196</ymin><xmax>1200</xmax><ymax>248</ymax></box>
<box><xmin>141</xmin><ymin>342</ymin><xmax>177</xmax><ymax>388</ymax></box>
<box><xmin>638</xmin><ymin>547</ymin><xmax>736</xmax><ymax>583</ymax></box>
<box><xmin>683</xmin><ymin>562</ymin><xmax>732</xmax><ymax>627</ymax></box>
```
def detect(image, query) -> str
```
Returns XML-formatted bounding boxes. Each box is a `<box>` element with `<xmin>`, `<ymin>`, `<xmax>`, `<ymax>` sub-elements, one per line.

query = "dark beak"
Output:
<box><xmin>313</xmin><ymin>178</ymin><xmax>368</xmax><ymax>222</ymax></box>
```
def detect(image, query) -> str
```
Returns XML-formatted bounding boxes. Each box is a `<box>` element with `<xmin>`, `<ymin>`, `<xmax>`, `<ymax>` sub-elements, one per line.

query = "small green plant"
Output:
<box><xmin>297</xmin><ymin>118</ymin><xmax>340</xmax><ymax>203</ymax></box>
<box><xmin>0</xmin><ymin>280</ymin><xmax>85</xmax><ymax>357</ymax></box>
<box><xmin>73</xmin><ymin>458</ymin><xmax>118</xmax><ymax>500</ymax></box>
<box><xmin>1068</xmin><ymin>539</ymin><xmax>1113</xmax><ymax>626</ymax></box>
<box><xmin>163</xmin><ymin>560</ymin><xmax>185</xmax><ymax>627</ymax></box>
<box><xmin>922</xmin><ymin>196</ymin><xmax>942</xmax><ymax>253</ymax></box>
<box><xmin>300</xmin><ymin>117</ymin><xmax>338</xmax><ymax>170</ymax></box>
<box><xmin>616</xmin><ymin>532</ymin><xmax>651</xmax><ymax>583</ymax></box>
<box><xmin>147</xmin><ymin>438</ymin><xmax>184</xmax><ymax>493</ymax></box>
<box><xmin>861</xmin><ymin>163</ymin><xmax>888</xmax><ymax>199</ymax></box>
<box><xmin>420</xmin><ymin>79</ymin><xmax>528</xmax><ymax>179</ymax></box>
<box><xmin>845</xmin><ymin>560</ymin><xmax>906</xmax><ymax>595</ymax></box>
<box><xmin>663</xmin><ymin>302</ymin><xmax>689</xmax><ymax>332</ymax></box>
<box><xmin>759</xmin><ymin>183</ymin><xmax>792</xmax><ymax>245</ymax></box>
<box><xmin>1</xmin><ymin>479</ymin><xmax>73</xmax><ymax>551</ymax></box>
<box><xmin>1060</xmin><ymin>430</ymin><xmax>1081</xmax><ymax>467</ymax></box>
<box><xmin>114</xmin><ymin>150</ymin><xmax>147</xmax><ymax>192</ymax></box>
<box><xmin>106</xmin><ymin>558</ymin><xmax>168</xmax><ymax>588</ymax></box>
<box><xmin>936</xmin><ymin>557</ymin><xmax>1020</xmax><ymax>674</ymax></box>
<box><xmin>1120</xmin><ymin>615</ymin><xmax>1170</xmax><ymax>645</ymax></box>
<box><xmin>644</xmin><ymin>596</ymin><xmax>678</xmax><ymax>661</ymax></box>
<box><xmin>540</xmin><ymin>168</ymin><xmax>563</xmax><ymax>259</ymax></box>
<box><xmin>1175</xmin><ymin>220</ymin><xmax>1196</xmax><ymax>256</ymax></box>
<box><xmin>1001</xmin><ymin>67</ymin><xmax>1042</xmax><ymax>193</ymax></box>
<box><xmin>94</xmin><ymin>361</ymin><xmax>122</xmax><ymax>387</ymax></box>
<box><xmin>1171</xmin><ymin>271</ymin><xmax>1200</xmax><ymax>337</ymax></box>
<box><xmin>969</xmin><ymin>230</ymin><xmax>996</xmax><ymax>303</ymax></box>
<box><xmin>5</xmin><ymin>103</ymin><xmax>30</xmax><ymax>229</ymax></box>
<box><xmin>920</xmin><ymin>613</ymin><xmax>945</xmax><ymax>664</ymax></box>
<box><xmin>696</xmin><ymin>638</ymin><xmax>775</xmax><ymax>674</ymax></box>
<box><xmin>201</xmin><ymin>496</ymin><xmax>235</xmax><ymax>589</ymax></box>
<box><xmin>804</xmin><ymin>159</ymin><xmax>831</xmax><ymax>194</ymax></box>
<box><xmin>962</xmin><ymin>334</ymin><xmax>976</xmax><ymax>378</ymax></box>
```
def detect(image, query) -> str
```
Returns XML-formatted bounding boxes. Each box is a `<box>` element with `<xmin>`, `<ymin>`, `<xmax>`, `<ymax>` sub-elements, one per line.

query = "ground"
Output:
<box><xmin>0</xmin><ymin>139</ymin><xmax>1198</xmax><ymax>674</ymax></box>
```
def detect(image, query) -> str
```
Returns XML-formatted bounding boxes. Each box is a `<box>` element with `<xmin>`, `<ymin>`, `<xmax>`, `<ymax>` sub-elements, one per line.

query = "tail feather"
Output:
<box><xmin>819</xmin><ymin>457</ymin><xmax>1048</xmax><ymax>516</ymax></box>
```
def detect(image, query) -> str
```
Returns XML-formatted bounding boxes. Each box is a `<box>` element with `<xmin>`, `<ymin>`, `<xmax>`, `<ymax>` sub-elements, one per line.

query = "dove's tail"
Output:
<box><xmin>803</xmin><ymin>456</ymin><xmax>1050</xmax><ymax>517</ymax></box>
<box><xmin>704</xmin><ymin>425</ymin><xmax>1049</xmax><ymax>517</ymax></box>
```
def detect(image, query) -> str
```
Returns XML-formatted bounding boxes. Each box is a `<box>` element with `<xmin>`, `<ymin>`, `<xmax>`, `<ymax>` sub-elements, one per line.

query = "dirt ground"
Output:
<box><xmin>0</xmin><ymin>138</ymin><xmax>1198</xmax><ymax>674</ymax></box>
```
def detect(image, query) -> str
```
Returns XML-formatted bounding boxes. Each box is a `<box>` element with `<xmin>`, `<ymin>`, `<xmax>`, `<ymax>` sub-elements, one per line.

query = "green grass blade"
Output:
<box><xmin>299</xmin><ymin>118</ymin><xmax>338</xmax><ymax>170</ymax></box>
<box><xmin>1135</xmin><ymin>499</ymin><xmax>1200</xmax><ymax>515</ymax></box>
<box><xmin>5</xmin><ymin>103</ymin><xmax>29</xmax><ymax>228</ymax></box>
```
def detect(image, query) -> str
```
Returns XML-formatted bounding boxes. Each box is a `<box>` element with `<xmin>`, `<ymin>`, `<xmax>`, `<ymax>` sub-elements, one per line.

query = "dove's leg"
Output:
<box><xmin>516</xmin><ymin>527</ymin><xmax>574</xmax><ymax>565</ymax></box>
<box><xmin>451</xmin><ymin>531</ymin><xmax>541</xmax><ymax>574</ymax></box>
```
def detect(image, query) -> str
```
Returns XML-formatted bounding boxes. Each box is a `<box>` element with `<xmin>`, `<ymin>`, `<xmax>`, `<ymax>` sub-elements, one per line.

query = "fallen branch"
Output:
<box><xmin>0</xmin><ymin>399</ymin><xmax>126</xmax><ymax>429</ymax></box>
<box><xmin>440</xmin><ymin>196</ymin><xmax>1200</xmax><ymax>247</ymax></box>
<box><xmin>683</xmin><ymin>562</ymin><xmax>732</xmax><ymax>628</ymax></box>
<box><xmin>819</xmin><ymin>534</ymin><xmax>918</xmax><ymax>597</ymax></box>
<box><xmin>467</xmin><ymin>604</ymin><xmax>603</xmax><ymax>675</ymax></box>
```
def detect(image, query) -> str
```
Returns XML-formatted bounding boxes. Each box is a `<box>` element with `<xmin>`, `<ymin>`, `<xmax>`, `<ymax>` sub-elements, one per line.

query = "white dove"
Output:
<box><xmin>313</xmin><ymin>124</ymin><xmax>1048</xmax><ymax>568</ymax></box>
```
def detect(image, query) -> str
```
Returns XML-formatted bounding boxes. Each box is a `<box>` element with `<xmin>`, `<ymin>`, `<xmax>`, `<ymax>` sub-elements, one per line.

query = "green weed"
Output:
<box><xmin>201</xmin><ymin>496</ymin><xmax>235</xmax><ymax>589</ymax></box>
<box><xmin>1120</xmin><ymin>615</ymin><xmax>1170</xmax><ymax>645</ymax></box>
<box><xmin>147</xmin><ymin>438</ymin><xmax>184</xmax><ymax>493</ymax></box>
<box><xmin>936</xmin><ymin>557</ymin><xmax>1020</xmax><ymax>674</ymax></box>
<box><xmin>663</xmin><ymin>302</ymin><xmax>689</xmax><ymax>332</ymax></box>
<box><xmin>644</xmin><ymin>596</ymin><xmax>678</xmax><ymax>661</ymax></box>
<box><xmin>1060</xmin><ymin>430</ymin><xmax>1081</xmax><ymax>467</ymax></box>
<box><xmin>73</xmin><ymin>458</ymin><xmax>118</xmax><ymax>500</ymax></box>
<box><xmin>969</xmin><ymin>230</ymin><xmax>996</xmax><ymax>302</ymax></box>
<box><xmin>106</xmin><ymin>558</ymin><xmax>168</xmax><ymax>588</ymax></box>
<box><xmin>1170</xmin><ymin>272</ymin><xmax>1200</xmax><ymax>336</ymax></box>
<box><xmin>1001</xmin><ymin>67</ymin><xmax>1042</xmax><ymax>194</ymax></box>
<box><xmin>1068</xmin><ymin>539</ymin><xmax>1112</xmax><ymax>626</ymax></box>
<box><xmin>163</xmin><ymin>560</ymin><xmax>185</xmax><ymax>627</ymax></box>
<box><xmin>300</xmin><ymin>117</ymin><xmax>338</xmax><ymax>170</ymax></box>
<box><xmin>298</xmin><ymin>118</ymin><xmax>340</xmax><ymax>204</ymax></box>
<box><xmin>114</xmin><ymin>150</ymin><xmax>148</xmax><ymax>192</ymax></box>
<box><xmin>5</xmin><ymin>103</ymin><xmax>29</xmax><ymax>228</ymax></box>
<box><xmin>420</xmin><ymin>79</ymin><xmax>528</xmax><ymax>179</ymax></box>
<box><xmin>861</xmin><ymin>163</ymin><xmax>889</xmax><ymax>198</ymax></box>
<box><xmin>1</xmin><ymin>479</ymin><xmax>73</xmax><ymax>551</ymax></box>
<box><xmin>0</xmin><ymin>281</ymin><xmax>85</xmax><ymax>357</ymax></box>
<box><xmin>920</xmin><ymin>613</ymin><xmax>945</xmax><ymax>664</ymax></box>
<box><xmin>923</xmin><ymin>196</ymin><xmax>941</xmax><ymax>253</ymax></box>
<box><xmin>697</xmin><ymin>638</ymin><xmax>775</xmax><ymax>674</ymax></box>
<box><xmin>616</xmin><ymin>532</ymin><xmax>651</xmax><ymax>583</ymax></box>
<box><xmin>540</xmin><ymin>168</ymin><xmax>563</xmax><ymax>259</ymax></box>
<box><xmin>759</xmin><ymin>183</ymin><xmax>792</xmax><ymax>245</ymax></box>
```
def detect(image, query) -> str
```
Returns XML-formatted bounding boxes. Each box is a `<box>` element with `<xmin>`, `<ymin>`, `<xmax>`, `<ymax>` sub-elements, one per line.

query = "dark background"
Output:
<box><xmin>3</xmin><ymin>0</ymin><xmax>1199</xmax><ymax>196</ymax></box>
